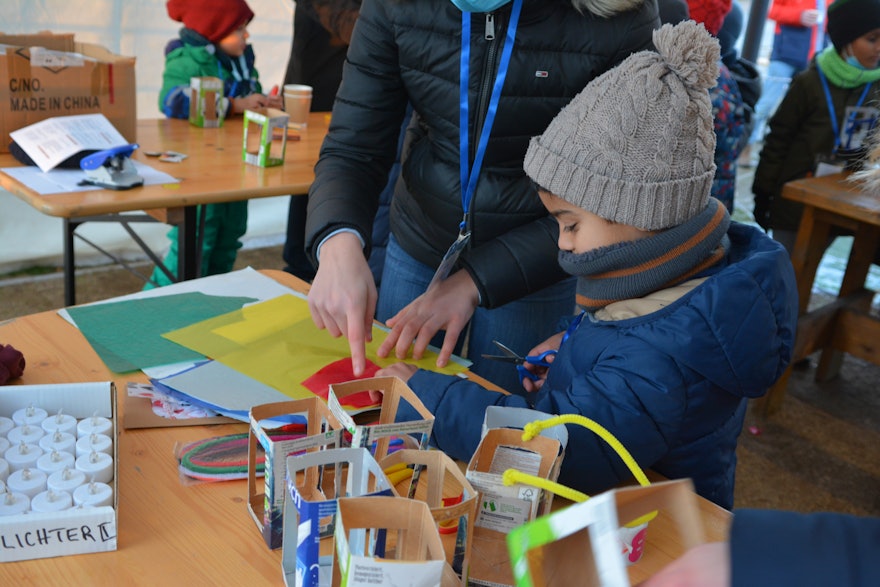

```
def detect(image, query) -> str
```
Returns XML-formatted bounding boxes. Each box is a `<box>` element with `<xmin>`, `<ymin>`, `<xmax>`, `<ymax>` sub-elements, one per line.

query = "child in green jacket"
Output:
<box><xmin>147</xmin><ymin>0</ymin><xmax>282</xmax><ymax>289</ymax></box>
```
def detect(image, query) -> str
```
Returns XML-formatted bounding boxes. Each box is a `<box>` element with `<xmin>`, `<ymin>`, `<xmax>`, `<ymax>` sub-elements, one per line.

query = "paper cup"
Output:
<box><xmin>283</xmin><ymin>84</ymin><xmax>313</xmax><ymax>129</ymax></box>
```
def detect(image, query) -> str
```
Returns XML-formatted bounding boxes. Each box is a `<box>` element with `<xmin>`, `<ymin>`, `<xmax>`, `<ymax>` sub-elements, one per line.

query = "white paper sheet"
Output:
<box><xmin>1</xmin><ymin>160</ymin><xmax>180</xmax><ymax>195</ymax></box>
<box><xmin>9</xmin><ymin>113</ymin><xmax>129</xmax><ymax>171</ymax></box>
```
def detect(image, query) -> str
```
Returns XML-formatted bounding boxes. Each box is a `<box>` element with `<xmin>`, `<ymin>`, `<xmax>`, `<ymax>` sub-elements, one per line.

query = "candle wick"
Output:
<box><xmin>62</xmin><ymin>467</ymin><xmax>72</xmax><ymax>480</ymax></box>
<box><xmin>51</xmin><ymin>450</ymin><xmax>61</xmax><ymax>462</ymax></box>
<box><xmin>18</xmin><ymin>440</ymin><xmax>28</xmax><ymax>454</ymax></box>
<box><xmin>89</xmin><ymin>451</ymin><xmax>99</xmax><ymax>464</ymax></box>
<box><xmin>22</xmin><ymin>468</ymin><xmax>31</xmax><ymax>480</ymax></box>
<box><xmin>53</xmin><ymin>430</ymin><xmax>63</xmax><ymax>441</ymax></box>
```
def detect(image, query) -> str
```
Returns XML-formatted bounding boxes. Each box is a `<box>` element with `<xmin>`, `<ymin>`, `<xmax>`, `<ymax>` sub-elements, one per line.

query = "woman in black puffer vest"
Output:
<box><xmin>305</xmin><ymin>0</ymin><xmax>659</xmax><ymax>391</ymax></box>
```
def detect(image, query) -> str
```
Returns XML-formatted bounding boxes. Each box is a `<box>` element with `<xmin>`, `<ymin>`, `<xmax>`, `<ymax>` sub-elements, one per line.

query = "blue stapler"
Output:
<box><xmin>79</xmin><ymin>143</ymin><xmax>144</xmax><ymax>190</ymax></box>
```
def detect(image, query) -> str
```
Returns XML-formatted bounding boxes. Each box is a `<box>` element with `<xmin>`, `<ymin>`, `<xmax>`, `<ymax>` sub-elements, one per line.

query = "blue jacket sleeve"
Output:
<box><xmin>396</xmin><ymin>370</ymin><xmax>529</xmax><ymax>463</ymax></box>
<box><xmin>731</xmin><ymin>509</ymin><xmax>880</xmax><ymax>587</ymax></box>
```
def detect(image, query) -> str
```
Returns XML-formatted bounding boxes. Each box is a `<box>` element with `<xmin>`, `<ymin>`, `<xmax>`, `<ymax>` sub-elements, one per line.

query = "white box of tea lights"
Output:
<box><xmin>0</xmin><ymin>381</ymin><xmax>118</xmax><ymax>563</ymax></box>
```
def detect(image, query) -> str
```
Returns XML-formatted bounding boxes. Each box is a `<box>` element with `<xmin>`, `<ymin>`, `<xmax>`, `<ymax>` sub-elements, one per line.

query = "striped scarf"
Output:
<box><xmin>561</xmin><ymin>198</ymin><xmax>730</xmax><ymax>310</ymax></box>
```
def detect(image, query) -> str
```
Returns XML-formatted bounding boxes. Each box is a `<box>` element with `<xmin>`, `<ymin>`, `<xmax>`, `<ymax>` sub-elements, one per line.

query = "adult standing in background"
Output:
<box><xmin>281</xmin><ymin>0</ymin><xmax>359</xmax><ymax>283</ymax></box>
<box><xmin>304</xmin><ymin>0</ymin><xmax>659</xmax><ymax>392</ymax></box>
<box><xmin>743</xmin><ymin>0</ymin><xmax>833</xmax><ymax>165</ymax></box>
<box><xmin>282</xmin><ymin>0</ymin><xmax>406</xmax><ymax>287</ymax></box>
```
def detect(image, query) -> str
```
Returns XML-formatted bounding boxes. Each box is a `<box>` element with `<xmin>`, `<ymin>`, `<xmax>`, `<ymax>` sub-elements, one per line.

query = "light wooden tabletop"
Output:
<box><xmin>782</xmin><ymin>172</ymin><xmax>880</xmax><ymax>227</ymax></box>
<box><xmin>0</xmin><ymin>113</ymin><xmax>330</xmax><ymax>218</ymax></box>
<box><xmin>0</xmin><ymin>270</ymin><xmax>731</xmax><ymax>585</ymax></box>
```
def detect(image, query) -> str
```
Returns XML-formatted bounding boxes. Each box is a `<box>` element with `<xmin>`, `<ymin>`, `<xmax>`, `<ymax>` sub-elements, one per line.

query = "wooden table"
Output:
<box><xmin>755</xmin><ymin>173</ymin><xmax>880</xmax><ymax>416</ymax></box>
<box><xmin>0</xmin><ymin>114</ymin><xmax>329</xmax><ymax>306</ymax></box>
<box><xmin>0</xmin><ymin>270</ymin><xmax>731</xmax><ymax>584</ymax></box>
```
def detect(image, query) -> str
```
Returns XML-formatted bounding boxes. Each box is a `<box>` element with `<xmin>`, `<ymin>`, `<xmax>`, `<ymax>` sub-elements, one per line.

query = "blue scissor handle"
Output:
<box><xmin>80</xmin><ymin>143</ymin><xmax>139</xmax><ymax>171</ymax></box>
<box><xmin>516</xmin><ymin>350</ymin><xmax>557</xmax><ymax>383</ymax></box>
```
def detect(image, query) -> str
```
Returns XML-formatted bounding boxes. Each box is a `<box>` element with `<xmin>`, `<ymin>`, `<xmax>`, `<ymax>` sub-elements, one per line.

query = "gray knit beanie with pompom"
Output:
<box><xmin>523</xmin><ymin>21</ymin><xmax>720</xmax><ymax>230</ymax></box>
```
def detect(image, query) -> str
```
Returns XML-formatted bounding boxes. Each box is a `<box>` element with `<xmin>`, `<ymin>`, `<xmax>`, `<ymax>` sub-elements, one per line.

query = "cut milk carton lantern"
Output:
<box><xmin>243</xmin><ymin>107</ymin><xmax>289</xmax><ymax>167</ymax></box>
<box><xmin>189</xmin><ymin>76</ymin><xmax>224</xmax><ymax>128</ymax></box>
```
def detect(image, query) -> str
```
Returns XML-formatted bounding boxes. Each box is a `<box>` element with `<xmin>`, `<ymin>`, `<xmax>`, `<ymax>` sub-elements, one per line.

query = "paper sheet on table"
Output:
<box><xmin>162</xmin><ymin>294</ymin><xmax>470</xmax><ymax>401</ymax></box>
<box><xmin>1</xmin><ymin>160</ymin><xmax>179</xmax><ymax>195</ymax></box>
<box><xmin>9</xmin><ymin>113</ymin><xmax>128</xmax><ymax>171</ymax></box>
<box><xmin>154</xmin><ymin>360</ymin><xmax>293</xmax><ymax>422</ymax></box>
<box><xmin>65</xmin><ymin>292</ymin><xmax>257</xmax><ymax>373</ymax></box>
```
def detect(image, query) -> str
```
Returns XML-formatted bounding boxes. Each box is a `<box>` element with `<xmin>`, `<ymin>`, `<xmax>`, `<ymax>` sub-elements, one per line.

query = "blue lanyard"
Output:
<box><xmin>818</xmin><ymin>68</ymin><xmax>872</xmax><ymax>152</ymax></box>
<box><xmin>458</xmin><ymin>0</ymin><xmax>522</xmax><ymax>233</ymax></box>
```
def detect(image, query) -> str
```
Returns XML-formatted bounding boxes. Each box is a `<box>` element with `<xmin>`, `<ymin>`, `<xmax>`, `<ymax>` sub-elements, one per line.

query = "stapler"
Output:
<box><xmin>79</xmin><ymin>143</ymin><xmax>145</xmax><ymax>190</ymax></box>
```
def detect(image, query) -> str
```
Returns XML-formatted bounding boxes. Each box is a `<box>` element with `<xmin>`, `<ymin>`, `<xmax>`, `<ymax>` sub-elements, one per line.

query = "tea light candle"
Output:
<box><xmin>39</xmin><ymin>430</ymin><xmax>76</xmax><ymax>455</ymax></box>
<box><xmin>6</xmin><ymin>467</ymin><xmax>48</xmax><ymax>499</ymax></box>
<box><xmin>0</xmin><ymin>458</ymin><xmax>8</xmax><ymax>482</ymax></box>
<box><xmin>0</xmin><ymin>416</ymin><xmax>13</xmax><ymax>437</ymax></box>
<box><xmin>12</xmin><ymin>405</ymin><xmax>48</xmax><ymax>427</ymax></box>
<box><xmin>4</xmin><ymin>441</ymin><xmax>43</xmax><ymax>472</ymax></box>
<box><xmin>31</xmin><ymin>489</ymin><xmax>73</xmax><ymax>513</ymax></box>
<box><xmin>75</xmin><ymin>450</ymin><xmax>113</xmax><ymax>484</ymax></box>
<box><xmin>48</xmin><ymin>466</ymin><xmax>87</xmax><ymax>493</ymax></box>
<box><xmin>0</xmin><ymin>491</ymin><xmax>29</xmax><ymax>516</ymax></box>
<box><xmin>7</xmin><ymin>424</ymin><xmax>45</xmax><ymax>445</ymax></box>
<box><xmin>75</xmin><ymin>433</ymin><xmax>112</xmax><ymax>458</ymax></box>
<box><xmin>37</xmin><ymin>449</ymin><xmax>75</xmax><ymax>475</ymax></box>
<box><xmin>76</xmin><ymin>414</ymin><xmax>112</xmax><ymax>438</ymax></box>
<box><xmin>41</xmin><ymin>410</ymin><xmax>77</xmax><ymax>435</ymax></box>
<box><xmin>73</xmin><ymin>481</ymin><xmax>113</xmax><ymax>508</ymax></box>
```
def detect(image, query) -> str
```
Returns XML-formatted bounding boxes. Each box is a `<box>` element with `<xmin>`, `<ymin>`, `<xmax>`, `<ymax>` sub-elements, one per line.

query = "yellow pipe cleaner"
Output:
<box><xmin>504</xmin><ymin>413</ymin><xmax>658</xmax><ymax>527</ymax></box>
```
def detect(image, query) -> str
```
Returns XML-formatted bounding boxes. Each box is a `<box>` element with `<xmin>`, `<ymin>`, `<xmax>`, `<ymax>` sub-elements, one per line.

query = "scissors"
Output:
<box><xmin>482</xmin><ymin>341</ymin><xmax>557</xmax><ymax>383</ymax></box>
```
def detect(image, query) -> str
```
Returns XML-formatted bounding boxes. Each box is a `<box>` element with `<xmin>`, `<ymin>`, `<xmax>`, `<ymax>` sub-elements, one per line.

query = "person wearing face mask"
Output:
<box><xmin>303</xmin><ymin>0</ymin><xmax>659</xmax><ymax>394</ymax></box>
<box><xmin>753</xmin><ymin>0</ymin><xmax>880</xmax><ymax>256</ymax></box>
<box><xmin>375</xmin><ymin>22</ymin><xmax>797</xmax><ymax>510</ymax></box>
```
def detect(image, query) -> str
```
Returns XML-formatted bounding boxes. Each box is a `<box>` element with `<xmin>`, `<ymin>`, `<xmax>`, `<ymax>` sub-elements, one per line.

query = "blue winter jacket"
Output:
<box><xmin>399</xmin><ymin>223</ymin><xmax>798</xmax><ymax>509</ymax></box>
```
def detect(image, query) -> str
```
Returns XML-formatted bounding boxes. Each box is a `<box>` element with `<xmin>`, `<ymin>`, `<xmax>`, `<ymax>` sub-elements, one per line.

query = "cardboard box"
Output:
<box><xmin>243</xmin><ymin>107</ymin><xmax>289</xmax><ymax>167</ymax></box>
<box><xmin>327</xmin><ymin>376</ymin><xmax>435</xmax><ymax>461</ymax></box>
<box><xmin>248</xmin><ymin>398</ymin><xmax>343</xmax><ymax>550</ymax></box>
<box><xmin>332</xmin><ymin>496</ymin><xmax>461</xmax><ymax>587</ymax></box>
<box><xmin>189</xmin><ymin>76</ymin><xmax>224</xmax><ymax>128</ymax></box>
<box><xmin>378</xmin><ymin>449</ymin><xmax>479</xmax><ymax>586</ymax></box>
<box><xmin>0</xmin><ymin>32</ymin><xmax>136</xmax><ymax>153</ymax></box>
<box><xmin>281</xmin><ymin>447</ymin><xmax>394</xmax><ymax>587</ymax></box>
<box><xmin>0</xmin><ymin>381</ymin><xmax>118</xmax><ymax>563</ymax></box>
<box><xmin>466</xmin><ymin>427</ymin><xmax>563</xmax><ymax>587</ymax></box>
<box><xmin>505</xmin><ymin>479</ymin><xmax>706</xmax><ymax>587</ymax></box>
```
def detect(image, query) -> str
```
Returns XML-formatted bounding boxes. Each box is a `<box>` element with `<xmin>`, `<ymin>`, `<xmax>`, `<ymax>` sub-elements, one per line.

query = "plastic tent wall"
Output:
<box><xmin>0</xmin><ymin>0</ymin><xmax>294</xmax><ymax>275</ymax></box>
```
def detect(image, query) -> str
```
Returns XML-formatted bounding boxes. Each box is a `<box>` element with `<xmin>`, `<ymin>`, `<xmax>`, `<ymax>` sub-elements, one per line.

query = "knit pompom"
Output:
<box><xmin>653</xmin><ymin>21</ymin><xmax>720</xmax><ymax>91</ymax></box>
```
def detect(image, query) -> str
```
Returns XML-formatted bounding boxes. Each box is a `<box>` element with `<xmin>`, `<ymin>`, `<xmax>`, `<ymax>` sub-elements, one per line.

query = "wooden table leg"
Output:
<box><xmin>815</xmin><ymin>223</ymin><xmax>880</xmax><ymax>381</ymax></box>
<box><xmin>754</xmin><ymin>206</ymin><xmax>828</xmax><ymax>417</ymax></box>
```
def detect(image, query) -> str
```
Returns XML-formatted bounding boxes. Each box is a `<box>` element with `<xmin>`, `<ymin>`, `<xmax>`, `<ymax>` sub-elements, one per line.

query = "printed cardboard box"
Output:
<box><xmin>189</xmin><ymin>76</ymin><xmax>224</xmax><ymax>128</ymax></box>
<box><xmin>281</xmin><ymin>447</ymin><xmax>394</xmax><ymax>587</ymax></box>
<box><xmin>0</xmin><ymin>381</ymin><xmax>118</xmax><ymax>563</ymax></box>
<box><xmin>466</xmin><ymin>427</ymin><xmax>563</xmax><ymax>587</ymax></box>
<box><xmin>505</xmin><ymin>479</ymin><xmax>706</xmax><ymax>587</ymax></box>
<box><xmin>327</xmin><ymin>376</ymin><xmax>435</xmax><ymax>461</ymax></box>
<box><xmin>332</xmin><ymin>496</ymin><xmax>461</xmax><ymax>587</ymax></box>
<box><xmin>0</xmin><ymin>32</ymin><xmax>136</xmax><ymax>153</ymax></box>
<box><xmin>248</xmin><ymin>398</ymin><xmax>343</xmax><ymax>550</ymax></box>
<box><xmin>243</xmin><ymin>107</ymin><xmax>290</xmax><ymax>167</ymax></box>
<box><xmin>379</xmin><ymin>449</ymin><xmax>479</xmax><ymax>586</ymax></box>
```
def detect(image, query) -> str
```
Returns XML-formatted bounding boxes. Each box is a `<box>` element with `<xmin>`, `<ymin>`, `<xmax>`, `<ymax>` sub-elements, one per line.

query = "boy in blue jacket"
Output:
<box><xmin>146</xmin><ymin>0</ymin><xmax>282</xmax><ymax>289</ymax></box>
<box><xmin>377</xmin><ymin>22</ymin><xmax>798</xmax><ymax>510</ymax></box>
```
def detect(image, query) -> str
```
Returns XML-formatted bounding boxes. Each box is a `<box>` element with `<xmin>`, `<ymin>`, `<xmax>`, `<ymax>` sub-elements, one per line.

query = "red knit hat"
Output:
<box><xmin>167</xmin><ymin>0</ymin><xmax>255</xmax><ymax>44</ymax></box>
<box><xmin>686</xmin><ymin>0</ymin><xmax>732</xmax><ymax>36</ymax></box>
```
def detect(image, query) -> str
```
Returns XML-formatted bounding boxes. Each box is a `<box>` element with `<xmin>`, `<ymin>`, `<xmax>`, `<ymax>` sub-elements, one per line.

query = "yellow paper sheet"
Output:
<box><xmin>162</xmin><ymin>294</ymin><xmax>469</xmax><ymax>400</ymax></box>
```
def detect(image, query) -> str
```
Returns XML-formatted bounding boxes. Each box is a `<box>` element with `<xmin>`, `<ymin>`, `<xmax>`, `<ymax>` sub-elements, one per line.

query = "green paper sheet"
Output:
<box><xmin>67</xmin><ymin>292</ymin><xmax>258</xmax><ymax>373</ymax></box>
<box><xmin>162</xmin><ymin>294</ymin><xmax>469</xmax><ymax>399</ymax></box>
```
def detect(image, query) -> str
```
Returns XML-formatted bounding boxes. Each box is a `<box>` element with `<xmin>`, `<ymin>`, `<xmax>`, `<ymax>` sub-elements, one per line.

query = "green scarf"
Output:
<box><xmin>816</xmin><ymin>46</ymin><xmax>880</xmax><ymax>89</ymax></box>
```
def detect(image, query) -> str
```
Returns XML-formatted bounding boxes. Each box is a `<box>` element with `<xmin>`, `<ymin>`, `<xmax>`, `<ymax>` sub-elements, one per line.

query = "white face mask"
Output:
<box><xmin>450</xmin><ymin>0</ymin><xmax>512</xmax><ymax>12</ymax></box>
